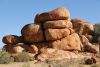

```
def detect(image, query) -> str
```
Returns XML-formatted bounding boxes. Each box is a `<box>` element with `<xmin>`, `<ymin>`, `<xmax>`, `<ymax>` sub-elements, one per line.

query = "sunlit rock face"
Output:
<box><xmin>2</xmin><ymin>7</ymin><xmax>99</xmax><ymax>61</ymax></box>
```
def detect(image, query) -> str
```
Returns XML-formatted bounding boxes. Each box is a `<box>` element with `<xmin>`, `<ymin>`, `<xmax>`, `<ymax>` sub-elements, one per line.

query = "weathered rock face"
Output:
<box><xmin>38</xmin><ymin>48</ymin><xmax>79</xmax><ymax>61</ymax></box>
<box><xmin>28</xmin><ymin>45</ymin><xmax>38</xmax><ymax>53</ymax></box>
<box><xmin>80</xmin><ymin>35</ymin><xmax>99</xmax><ymax>53</ymax></box>
<box><xmin>35</xmin><ymin>7</ymin><xmax>70</xmax><ymax>23</ymax></box>
<box><xmin>3</xmin><ymin>44</ymin><xmax>24</xmax><ymax>53</ymax></box>
<box><xmin>80</xmin><ymin>35</ymin><xmax>89</xmax><ymax>44</ymax></box>
<box><xmin>31</xmin><ymin>42</ymin><xmax>49</xmax><ymax>49</ymax></box>
<box><xmin>43</xmin><ymin>20</ymin><xmax>72</xmax><ymax>29</ymax></box>
<box><xmin>2</xmin><ymin>7</ymin><xmax>99</xmax><ymax>62</ymax></box>
<box><xmin>71</xmin><ymin>18</ymin><xmax>85</xmax><ymax>23</ymax></box>
<box><xmin>71</xmin><ymin>18</ymin><xmax>94</xmax><ymax>35</ymax></box>
<box><xmin>84</xmin><ymin>42</ymin><xmax>99</xmax><ymax>53</ymax></box>
<box><xmin>13</xmin><ymin>45</ymin><xmax>24</xmax><ymax>53</ymax></box>
<box><xmin>2</xmin><ymin>35</ymin><xmax>21</xmax><ymax>44</ymax></box>
<box><xmin>21</xmin><ymin>23</ymin><xmax>44</xmax><ymax>43</ymax></box>
<box><xmin>85</xmin><ymin>35</ymin><xmax>93</xmax><ymax>42</ymax></box>
<box><xmin>45</xmin><ymin>28</ymin><xmax>70</xmax><ymax>41</ymax></box>
<box><xmin>49</xmin><ymin>33</ymin><xmax>81</xmax><ymax>51</ymax></box>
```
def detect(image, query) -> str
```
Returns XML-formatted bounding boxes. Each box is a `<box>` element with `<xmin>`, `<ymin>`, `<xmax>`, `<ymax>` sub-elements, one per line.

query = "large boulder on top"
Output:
<box><xmin>45</xmin><ymin>28</ymin><xmax>70</xmax><ymax>41</ymax></box>
<box><xmin>21</xmin><ymin>23</ymin><xmax>44</xmax><ymax>43</ymax></box>
<box><xmin>49</xmin><ymin>33</ymin><xmax>81</xmax><ymax>51</ymax></box>
<box><xmin>38</xmin><ymin>48</ymin><xmax>80</xmax><ymax>61</ymax></box>
<box><xmin>35</xmin><ymin>7</ymin><xmax>70</xmax><ymax>23</ymax></box>
<box><xmin>2</xmin><ymin>35</ymin><xmax>21</xmax><ymax>44</ymax></box>
<box><xmin>43</xmin><ymin>20</ymin><xmax>72</xmax><ymax>29</ymax></box>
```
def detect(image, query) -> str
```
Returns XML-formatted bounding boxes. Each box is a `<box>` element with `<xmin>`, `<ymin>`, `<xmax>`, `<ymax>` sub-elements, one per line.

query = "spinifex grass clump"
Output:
<box><xmin>14</xmin><ymin>52</ymin><xmax>30</xmax><ymax>62</ymax></box>
<box><xmin>0</xmin><ymin>50</ymin><xmax>11</xmax><ymax>64</ymax></box>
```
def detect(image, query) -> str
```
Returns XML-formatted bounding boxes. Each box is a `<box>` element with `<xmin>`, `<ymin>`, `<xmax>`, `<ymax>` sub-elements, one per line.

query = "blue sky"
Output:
<box><xmin>0</xmin><ymin>0</ymin><xmax>100</xmax><ymax>48</ymax></box>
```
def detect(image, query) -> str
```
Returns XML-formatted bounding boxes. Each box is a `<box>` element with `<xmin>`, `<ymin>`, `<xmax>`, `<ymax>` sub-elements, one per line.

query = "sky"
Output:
<box><xmin>0</xmin><ymin>0</ymin><xmax>100</xmax><ymax>48</ymax></box>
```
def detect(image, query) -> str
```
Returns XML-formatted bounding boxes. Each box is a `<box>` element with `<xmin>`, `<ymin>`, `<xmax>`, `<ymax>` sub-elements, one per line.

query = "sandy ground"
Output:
<box><xmin>0</xmin><ymin>52</ymin><xmax>100</xmax><ymax>67</ymax></box>
<box><xmin>0</xmin><ymin>60</ymin><xmax>92</xmax><ymax>67</ymax></box>
<box><xmin>0</xmin><ymin>62</ymin><xmax>90</xmax><ymax>67</ymax></box>
<box><xmin>0</xmin><ymin>61</ymin><xmax>49</xmax><ymax>67</ymax></box>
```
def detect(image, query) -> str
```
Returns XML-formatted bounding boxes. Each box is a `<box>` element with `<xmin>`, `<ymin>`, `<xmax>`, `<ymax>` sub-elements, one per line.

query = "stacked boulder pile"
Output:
<box><xmin>2</xmin><ymin>7</ymin><xmax>100</xmax><ymax>61</ymax></box>
<box><xmin>71</xmin><ymin>18</ymin><xmax>99</xmax><ymax>53</ymax></box>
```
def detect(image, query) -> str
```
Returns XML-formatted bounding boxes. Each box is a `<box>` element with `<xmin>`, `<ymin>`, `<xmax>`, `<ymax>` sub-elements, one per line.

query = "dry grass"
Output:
<box><xmin>0</xmin><ymin>50</ymin><xmax>11</xmax><ymax>64</ymax></box>
<box><xmin>14</xmin><ymin>52</ymin><xmax>30</xmax><ymax>62</ymax></box>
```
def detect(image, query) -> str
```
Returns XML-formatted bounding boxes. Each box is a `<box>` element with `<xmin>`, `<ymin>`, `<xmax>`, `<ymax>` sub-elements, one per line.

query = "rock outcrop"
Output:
<box><xmin>2</xmin><ymin>7</ymin><xmax>100</xmax><ymax>61</ymax></box>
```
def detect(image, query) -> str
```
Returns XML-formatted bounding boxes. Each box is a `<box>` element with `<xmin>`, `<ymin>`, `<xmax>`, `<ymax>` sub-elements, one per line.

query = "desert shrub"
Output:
<box><xmin>22</xmin><ymin>63</ymin><xmax>30</xmax><ymax>67</ymax></box>
<box><xmin>0</xmin><ymin>50</ymin><xmax>11</xmax><ymax>64</ymax></box>
<box><xmin>94</xmin><ymin>23</ymin><xmax>100</xmax><ymax>35</ymax></box>
<box><xmin>93</xmin><ymin>23</ymin><xmax>100</xmax><ymax>43</ymax></box>
<box><xmin>14</xmin><ymin>52</ymin><xmax>30</xmax><ymax>62</ymax></box>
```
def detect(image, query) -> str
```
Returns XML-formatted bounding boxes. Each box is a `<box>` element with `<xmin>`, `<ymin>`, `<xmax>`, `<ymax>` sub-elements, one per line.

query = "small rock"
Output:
<box><xmin>85</xmin><ymin>57</ymin><xmax>96</xmax><ymax>65</ymax></box>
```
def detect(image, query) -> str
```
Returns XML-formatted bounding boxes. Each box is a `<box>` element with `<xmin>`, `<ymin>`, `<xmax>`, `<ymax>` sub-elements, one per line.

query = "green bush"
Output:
<box><xmin>94</xmin><ymin>23</ymin><xmax>100</xmax><ymax>43</ymax></box>
<box><xmin>0</xmin><ymin>50</ymin><xmax>11</xmax><ymax>64</ymax></box>
<box><xmin>14</xmin><ymin>52</ymin><xmax>30</xmax><ymax>62</ymax></box>
<box><xmin>94</xmin><ymin>23</ymin><xmax>100</xmax><ymax>35</ymax></box>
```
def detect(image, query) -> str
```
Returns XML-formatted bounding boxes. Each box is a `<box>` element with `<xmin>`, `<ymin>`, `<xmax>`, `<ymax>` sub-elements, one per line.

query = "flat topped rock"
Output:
<box><xmin>43</xmin><ymin>20</ymin><xmax>72</xmax><ymax>29</ymax></box>
<box><xmin>35</xmin><ymin>7</ymin><xmax>70</xmax><ymax>23</ymax></box>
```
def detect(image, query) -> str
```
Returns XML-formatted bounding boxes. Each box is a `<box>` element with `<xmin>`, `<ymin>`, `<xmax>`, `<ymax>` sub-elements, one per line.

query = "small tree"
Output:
<box><xmin>94</xmin><ymin>23</ymin><xmax>100</xmax><ymax>35</ymax></box>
